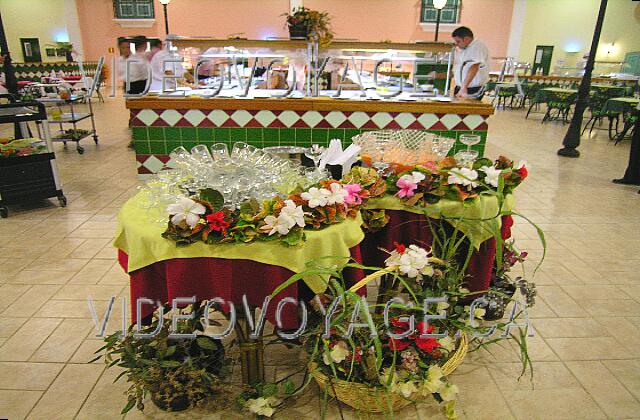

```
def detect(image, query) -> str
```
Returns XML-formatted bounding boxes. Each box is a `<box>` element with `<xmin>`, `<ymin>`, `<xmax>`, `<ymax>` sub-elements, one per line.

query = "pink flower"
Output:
<box><xmin>396</xmin><ymin>178</ymin><xmax>418</xmax><ymax>198</ymax></box>
<box><xmin>343</xmin><ymin>184</ymin><xmax>363</xmax><ymax>205</ymax></box>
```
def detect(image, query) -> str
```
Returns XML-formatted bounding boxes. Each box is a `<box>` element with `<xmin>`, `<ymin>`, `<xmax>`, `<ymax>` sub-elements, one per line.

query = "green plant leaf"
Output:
<box><xmin>282</xmin><ymin>378</ymin><xmax>296</xmax><ymax>395</ymax></box>
<box><xmin>200</xmin><ymin>188</ymin><xmax>224</xmax><ymax>211</ymax></box>
<box><xmin>121</xmin><ymin>398</ymin><xmax>136</xmax><ymax>415</ymax></box>
<box><xmin>160</xmin><ymin>360</ymin><xmax>182</xmax><ymax>368</ymax></box>
<box><xmin>196</xmin><ymin>336</ymin><xmax>218</xmax><ymax>351</ymax></box>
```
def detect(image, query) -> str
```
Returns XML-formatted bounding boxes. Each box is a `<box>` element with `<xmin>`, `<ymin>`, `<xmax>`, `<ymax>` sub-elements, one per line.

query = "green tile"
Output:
<box><xmin>344</xmin><ymin>129</ymin><xmax>360</xmax><ymax>142</ymax></box>
<box><xmin>246</xmin><ymin>128</ymin><xmax>264</xmax><ymax>146</ymax></box>
<box><xmin>149</xmin><ymin>141</ymin><xmax>166</xmax><ymax>154</ymax></box>
<box><xmin>295</xmin><ymin>128</ymin><xmax>311</xmax><ymax>146</ymax></box>
<box><xmin>311</xmin><ymin>129</ymin><xmax>328</xmax><ymax>145</ymax></box>
<box><xmin>134</xmin><ymin>141</ymin><xmax>150</xmax><ymax>154</ymax></box>
<box><xmin>228</xmin><ymin>128</ymin><xmax>247</xmax><ymax>142</ymax></box>
<box><xmin>279</xmin><ymin>128</ymin><xmax>296</xmax><ymax>144</ymax></box>
<box><xmin>328</xmin><ymin>129</ymin><xmax>345</xmax><ymax>141</ymax></box>
<box><xmin>181</xmin><ymin>140</ymin><xmax>198</xmax><ymax>151</ymax></box>
<box><xmin>197</xmin><ymin>128</ymin><xmax>214</xmax><ymax>143</ymax></box>
<box><xmin>213</xmin><ymin>128</ymin><xmax>230</xmax><ymax>142</ymax></box>
<box><xmin>263</xmin><ymin>128</ymin><xmax>279</xmax><ymax>143</ymax></box>
<box><xmin>165</xmin><ymin>141</ymin><xmax>182</xmax><ymax>154</ymax></box>
<box><xmin>131</xmin><ymin>127</ymin><xmax>147</xmax><ymax>141</ymax></box>
<box><xmin>165</xmin><ymin>127</ymin><xmax>181</xmax><ymax>142</ymax></box>
<box><xmin>181</xmin><ymin>127</ymin><xmax>198</xmax><ymax>143</ymax></box>
<box><xmin>147</xmin><ymin>127</ymin><xmax>164</xmax><ymax>141</ymax></box>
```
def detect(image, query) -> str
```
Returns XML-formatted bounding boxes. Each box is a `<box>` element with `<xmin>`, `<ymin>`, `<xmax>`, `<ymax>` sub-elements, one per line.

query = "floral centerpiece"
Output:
<box><xmin>162</xmin><ymin>176</ymin><xmax>384</xmax><ymax>247</ymax></box>
<box><xmin>282</xmin><ymin>6</ymin><xmax>334</xmax><ymax>46</ymax></box>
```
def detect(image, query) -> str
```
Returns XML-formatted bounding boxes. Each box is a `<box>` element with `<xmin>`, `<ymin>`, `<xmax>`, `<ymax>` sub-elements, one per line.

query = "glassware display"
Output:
<box><xmin>454</xmin><ymin>149</ymin><xmax>479</xmax><ymax>169</ymax></box>
<box><xmin>304</xmin><ymin>144</ymin><xmax>326</xmax><ymax>171</ymax></box>
<box><xmin>459</xmin><ymin>134</ymin><xmax>481</xmax><ymax>152</ymax></box>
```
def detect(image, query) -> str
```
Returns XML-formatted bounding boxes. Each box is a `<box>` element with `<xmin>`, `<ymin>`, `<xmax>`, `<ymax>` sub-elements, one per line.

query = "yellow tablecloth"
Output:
<box><xmin>364</xmin><ymin>194</ymin><xmax>514</xmax><ymax>250</ymax></box>
<box><xmin>114</xmin><ymin>192</ymin><xmax>365</xmax><ymax>294</ymax></box>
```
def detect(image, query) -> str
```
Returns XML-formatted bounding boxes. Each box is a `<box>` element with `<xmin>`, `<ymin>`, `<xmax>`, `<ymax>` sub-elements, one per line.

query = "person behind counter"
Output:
<box><xmin>147</xmin><ymin>39</ymin><xmax>192</xmax><ymax>91</ymax></box>
<box><xmin>451</xmin><ymin>26</ymin><xmax>489</xmax><ymax>100</ymax></box>
<box><xmin>117</xmin><ymin>36</ymin><xmax>150</xmax><ymax>95</ymax></box>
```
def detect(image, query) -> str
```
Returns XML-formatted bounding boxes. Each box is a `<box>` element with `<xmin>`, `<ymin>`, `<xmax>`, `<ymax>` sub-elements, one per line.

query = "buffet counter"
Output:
<box><xmin>126</xmin><ymin>96</ymin><xmax>494</xmax><ymax>176</ymax></box>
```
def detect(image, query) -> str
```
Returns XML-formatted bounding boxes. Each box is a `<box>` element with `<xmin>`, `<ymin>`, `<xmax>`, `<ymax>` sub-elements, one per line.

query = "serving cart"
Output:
<box><xmin>0</xmin><ymin>101</ymin><xmax>66</xmax><ymax>218</ymax></box>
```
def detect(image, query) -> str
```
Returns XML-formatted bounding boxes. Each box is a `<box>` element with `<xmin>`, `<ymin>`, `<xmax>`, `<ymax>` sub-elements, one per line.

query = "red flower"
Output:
<box><xmin>205</xmin><ymin>211</ymin><xmax>230</xmax><ymax>234</ymax></box>
<box><xmin>414</xmin><ymin>322</ymin><xmax>440</xmax><ymax>353</ymax></box>
<box><xmin>517</xmin><ymin>166</ymin><xmax>528</xmax><ymax>181</ymax></box>
<box><xmin>393</xmin><ymin>242</ymin><xmax>406</xmax><ymax>254</ymax></box>
<box><xmin>389</xmin><ymin>337</ymin><xmax>411</xmax><ymax>351</ymax></box>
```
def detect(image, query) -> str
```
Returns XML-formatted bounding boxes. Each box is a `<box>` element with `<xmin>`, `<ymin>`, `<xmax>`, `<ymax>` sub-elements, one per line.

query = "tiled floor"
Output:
<box><xmin>1</xmin><ymin>97</ymin><xmax>639</xmax><ymax>419</ymax></box>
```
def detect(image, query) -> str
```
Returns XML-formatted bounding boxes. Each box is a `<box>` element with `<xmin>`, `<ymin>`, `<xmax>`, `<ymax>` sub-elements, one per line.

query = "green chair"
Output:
<box><xmin>542</xmin><ymin>90</ymin><xmax>577</xmax><ymax>124</ymax></box>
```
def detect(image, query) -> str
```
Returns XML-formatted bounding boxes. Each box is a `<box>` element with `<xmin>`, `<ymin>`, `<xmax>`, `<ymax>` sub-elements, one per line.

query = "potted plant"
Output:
<box><xmin>282</xmin><ymin>7</ymin><xmax>334</xmax><ymax>46</ymax></box>
<box><xmin>94</xmin><ymin>303</ymin><xmax>227</xmax><ymax>414</ymax></box>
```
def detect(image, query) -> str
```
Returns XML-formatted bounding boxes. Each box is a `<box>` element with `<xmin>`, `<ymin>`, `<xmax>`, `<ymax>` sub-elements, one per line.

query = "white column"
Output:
<box><xmin>506</xmin><ymin>0</ymin><xmax>526</xmax><ymax>59</ymax></box>
<box><xmin>64</xmin><ymin>0</ymin><xmax>84</xmax><ymax>58</ymax></box>
<box><xmin>290</xmin><ymin>0</ymin><xmax>303</xmax><ymax>12</ymax></box>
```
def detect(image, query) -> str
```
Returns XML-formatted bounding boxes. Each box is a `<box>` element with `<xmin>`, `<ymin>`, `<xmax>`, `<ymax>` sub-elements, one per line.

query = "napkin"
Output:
<box><xmin>331</xmin><ymin>144</ymin><xmax>361</xmax><ymax>176</ymax></box>
<box><xmin>319</xmin><ymin>139</ymin><xmax>343</xmax><ymax>170</ymax></box>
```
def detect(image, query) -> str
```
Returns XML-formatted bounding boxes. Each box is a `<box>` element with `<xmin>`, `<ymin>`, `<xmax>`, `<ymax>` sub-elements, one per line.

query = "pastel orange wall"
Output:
<box><xmin>305</xmin><ymin>0</ymin><xmax>515</xmax><ymax>68</ymax></box>
<box><xmin>76</xmin><ymin>0</ymin><xmax>514</xmax><ymax>70</ymax></box>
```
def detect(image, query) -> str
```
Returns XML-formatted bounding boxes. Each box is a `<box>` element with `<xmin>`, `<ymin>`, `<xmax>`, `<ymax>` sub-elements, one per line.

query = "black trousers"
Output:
<box><xmin>126</xmin><ymin>80</ymin><xmax>148</xmax><ymax>95</ymax></box>
<box><xmin>454</xmin><ymin>85</ymin><xmax>485</xmax><ymax>99</ymax></box>
<box><xmin>621</xmin><ymin>111</ymin><xmax>640</xmax><ymax>182</ymax></box>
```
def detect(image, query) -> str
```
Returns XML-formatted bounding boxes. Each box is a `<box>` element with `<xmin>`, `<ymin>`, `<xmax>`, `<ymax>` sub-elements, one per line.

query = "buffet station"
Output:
<box><xmin>110</xmin><ymin>35</ymin><xmax>540</xmax><ymax>419</ymax></box>
<box><xmin>127</xmin><ymin>39</ymin><xmax>493</xmax><ymax>177</ymax></box>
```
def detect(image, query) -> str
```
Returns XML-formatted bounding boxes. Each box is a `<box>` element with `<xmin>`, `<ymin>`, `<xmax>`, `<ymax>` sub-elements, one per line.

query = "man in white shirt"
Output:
<box><xmin>451</xmin><ymin>26</ymin><xmax>489</xmax><ymax>99</ymax></box>
<box><xmin>148</xmin><ymin>39</ymin><xmax>186</xmax><ymax>92</ymax></box>
<box><xmin>117</xmin><ymin>36</ymin><xmax>150</xmax><ymax>95</ymax></box>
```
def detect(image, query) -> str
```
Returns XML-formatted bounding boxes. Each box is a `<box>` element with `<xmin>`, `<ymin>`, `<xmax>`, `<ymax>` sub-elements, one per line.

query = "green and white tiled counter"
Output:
<box><xmin>126</xmin><ymin>97</ymin><xmax>494</xmax><ymax>176</ymax></box>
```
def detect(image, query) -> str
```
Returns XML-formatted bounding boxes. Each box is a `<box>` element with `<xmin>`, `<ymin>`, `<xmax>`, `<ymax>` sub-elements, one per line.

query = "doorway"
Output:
<box><xmin>532</xmin><ymin>45</ymin><xmax>553</xmax><ymax>76</ymax></box>
<box><xmin>20</xmin><ymin>38</ymin><xmax>42</xmax><ymax>63</ymax></box>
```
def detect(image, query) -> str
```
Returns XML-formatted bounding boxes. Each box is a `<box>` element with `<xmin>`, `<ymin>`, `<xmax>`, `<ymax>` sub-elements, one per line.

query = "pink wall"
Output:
<box><xmin>76</xmin><ymin>0</ymin><xmax>514</xmax><ymax>70</ymax></box>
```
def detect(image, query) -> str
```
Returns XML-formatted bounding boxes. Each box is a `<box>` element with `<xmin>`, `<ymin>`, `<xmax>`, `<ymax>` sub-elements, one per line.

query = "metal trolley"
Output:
<box><xmin>0</xmin><ymin>101</ymin><xmax>66</xmax><ymax>218</ymax></box>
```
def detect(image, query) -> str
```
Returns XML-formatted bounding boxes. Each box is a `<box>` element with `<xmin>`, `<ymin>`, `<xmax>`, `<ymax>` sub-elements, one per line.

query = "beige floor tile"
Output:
<box><xmin>0</xmin><ymin>318</ymin><xmax>63</xmax><ymax>361</ymax></box>
<box><xmin>545</xmin><ymin>337</ymin><xmax>630</xmax><ymax>360</ymax></box>
<box><xmin>27</xmin><ymin>363</ymin><xmax>105</xmax><ymax>419</ymax></box>
<box><xmin>0</xmin><ymin>390</ymin><xmax>43</xmax><ymax>420</ymax></box>
<box><xmin>560</xmin><ymin>284</ymin><xmax>628</xmax><ymax>301</ymax></box>
<box><xmin>566</xmin><ymin>361</ymin><xmax>640</xmax><ymax>419</ymax></box>
<box><xmin>0</xmin><ymin>361</ymin><xmax>64</xmax><ymax>390</ymax></box>
<box><xmin>594</xmin><ymin>317</ymin><xmax>640</xmax><ymax>353</ymax></box>
<box><xmin>71</xmin><ymin>238</ymin><xmax>112</xmax><ymax>259</ymax></box>
<box><xmin>75</xmin><ymin>367</ymin><xmax>145</xmax><ymax>420</ymax></box>
<box><xmin>0</xmin><ymin>316</ymin><xmax>28</xmax><ymax>338</ymax></box>
<box><xmin>30</xmin><ymin>318</ymin><xmax>94</xmax><ymax>362</ymax></box>
<box><xmin>536</xmin><ymin>286</ymin><xmax>589</xmax><ymax>317</ymax></box>
<box><xmin>533</xmin><ymin>317</ymin><xmax>608</xmax><ymax>338</ymax></box>
<box><xmin>6</xmin><ymin>270</ymin><xmax>75</xmax><ymax>285</ymax></box>
<box><xmin>602</xmin><ymin>359</ymin><xmax>640</xmax><ymax>401</ymax></box>
<box><xmin>0</xmin><ymin>284</ymin><xmax>31</xmax><ymax>312</ymax></box>
<box><xmin>26</xmin><ymin>257</ymin><xmax>89</xmax><ymax>272</ymax></box>
<box><xmin>1</xmin><ymin>284</ymin><xmax>62</xmax><ymax>318</ymax></box>
<box><xmin>489</xmin><ymin>361</ymin><xmax>581</xmax><ymax>391</ymax></box>
<box><xmin>67</xmin><ymin>259</ymin><xmax>116</xmax><ymax>285</ymax></box>
<box><xmin>34</xmin><ymin>299</ymin><xmax>95</xmax><ymax>318</ymax></box>
<box><xmin>581</xmin><ymin>299</ymin><xmax>640</xmax><ymax>317</ymax></box>
<box><xmin>52</xmin><ymin>284</ymin><xmax>124</xmax><ymax>301</ymax></box>
<box><xmin>69</xmin><ymin>339</ymin><xmax>107</xmax><ymax>364</ymax></box>
<box><xmin>502</xmin><ymin>388</ymin><xmax>606</xmax><ymax>419</ymax></box>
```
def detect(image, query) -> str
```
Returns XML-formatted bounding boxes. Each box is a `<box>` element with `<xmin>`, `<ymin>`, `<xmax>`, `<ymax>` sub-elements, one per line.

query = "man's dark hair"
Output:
<box><xmin>132</xmin><ymin>35</ymin><xmax>147</xmax><ymax>48</ymax></box>
<box><xmin>149</xmin><ymin>38</ymin><xmax>162</xmax><ymax>48</ymax></box>
<box><xmin>452</xmin><ymin>26</ymin><xmax>474</xmax><ymax>39</ymax></box>
<box><xmin>117</xmin><ymin>37</ymin><xmax>130</xmax><ymax>45</ymax></box>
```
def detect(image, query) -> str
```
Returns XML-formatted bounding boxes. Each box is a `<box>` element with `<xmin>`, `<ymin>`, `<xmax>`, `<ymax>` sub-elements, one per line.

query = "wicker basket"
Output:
<box><xmin>309</xmin><ymin>333</ymin><xmax>468</xmax><ymax>413</ymax></box>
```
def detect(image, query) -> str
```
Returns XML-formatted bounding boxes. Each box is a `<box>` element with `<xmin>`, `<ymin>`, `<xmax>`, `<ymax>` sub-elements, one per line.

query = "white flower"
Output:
<box><xmin>322</xmin><ymin>341</ymin><xmax>350</xmax><ymax>365</ymax></box>
<box><xmin>420</xmin><ymin>365</ymin><xmax>445</xmax><ymax>395</ymax></box>
<box><xmin>439</xmin><ymin>383</ymin><xmax>459</xmax><ymax>402</ymax></box>
<box><xmin>384</xmin><ymin>250</ymin><xmax>402</xmax><ymax>268</ymax></box>
<box><xmin>516</xmin><ymin>160</ymin><xmax>527</xmax><ymax>170</ymax></box>
<box><xmin>447</xmin><ymin>167</ymin><xmax>479</xmax><ymax>188</ymax></box>
<box><xmin>246</xmin><ymin>397</ymin><xmax>275</xmax><ymax>417</ymax></box>
<box><xmin>480</xmin><ymin>165</ymin><xmax>502</xmax><ymax>188</ymax></box>
<box><xmin>326</xmin><ymin>182</ymin><xmax>349</xmax><ymax>205</ymax></box>
<box><xmin>474</xmin><ymin>307</ymin><xmax>486</xmax><ymax>319</ymax></box>
<box><xmin>262</xmin><ymin>215</ymin><xmax>291</xmax><ymax>236</ymax></box>
<box><xmin>399</xmin><ymin>171</ymin><xmax>426</xmax><ymax>185</ymax></box>
<box><xmin>300</xmin><ymin>187</ymin><xmax>331</xmax><ymax>208</ymax></box>
<box><xmin>398</xmin><ymin>245</ymin><xmax>433</xmax><ymax>278</ymax></box>
<box><xmin>396</xmin><ymin>381</ymin><xmax>418</xmax><ymax>398</ymax></box>
<box><xmin>166</xmin><ymin>197</ymin><xmax>206</xmax><ymax>228</ymax></box>
<box><xmin>438</xmin><ymin>336</ymin><xmax>456</xmax><ymax>352</ymax></box>
<box><xmin>279</xmin><ymin>200</ymin><xmax>306</xmax><ymax>228</ymax></box>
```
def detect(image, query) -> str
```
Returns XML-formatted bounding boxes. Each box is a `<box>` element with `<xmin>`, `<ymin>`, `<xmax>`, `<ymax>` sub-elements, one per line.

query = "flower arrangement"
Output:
<box><xmin>384</xmin><ymin>156</ymin><xmax>528</xmax><ymax>206</ymax></box>
<box><xmin>289</xmin><ymin>241</ymin><xmax>533</xmax><ymax>418</ymax></box>
<box><xmin>0</xmin><ymin>138</ymin><xmax>47</xmax><ymax>158</ymax></box>
<box><xmin>282</xmin><ymin>6</ymin><xmax>334</xmax><ymax>46</ymax></box>
<box><xmin>162</xmin><ymin>177</ymin><xmax>384</xmax><ymax>247</ymax></box>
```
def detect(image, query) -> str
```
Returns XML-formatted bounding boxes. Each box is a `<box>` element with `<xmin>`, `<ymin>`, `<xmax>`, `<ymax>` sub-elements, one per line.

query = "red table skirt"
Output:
<box><xmin>360</xmin><ymin>211</ymin><xmax>513</xmax><ymax>293</ymax></box>
<box><xmin>118</xmin><ymin>246</ymin><xmax>365</xmax><ymax>330</ymax></box>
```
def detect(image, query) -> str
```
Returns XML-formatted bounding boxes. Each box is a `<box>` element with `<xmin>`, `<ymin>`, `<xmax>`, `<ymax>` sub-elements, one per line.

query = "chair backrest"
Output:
<box><xmin>83</xmin><ymin>57</ymin><xmax>104</xmax><ymax>98</ymax></box>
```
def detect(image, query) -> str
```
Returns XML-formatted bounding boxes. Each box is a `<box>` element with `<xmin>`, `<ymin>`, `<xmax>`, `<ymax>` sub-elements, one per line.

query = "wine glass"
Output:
<box><xmin>433</xmin><ymin>136</ymin><xmax>456</xmax><ymax>159</ymax></box>
<box><xmin>304</xmin><ymin>144</ymin><xmax>326</xmax><ymax>171</ymax></box>
<box><xmin>454</xmin><ymin>149</ymin><xmax>479</xmax><ymax>169</ymax></box>
<box><xmin>211</xmin><ymin>143</ymin><xmax>230</xmax><ymax>159</ymax></box>
<box><xmin>191</xmin><ymin>145</ymin><xmax>213</xmax><ymax>163</ymax></box>
<box><xmin>371</xmin><ymin>139</ymin><xmax>390</xmax><ymax>175</ymax></box>
<box><xmin>459</xmin><ymin>134</ymin><xmax>481</xmax><ymax>152</ymax></box>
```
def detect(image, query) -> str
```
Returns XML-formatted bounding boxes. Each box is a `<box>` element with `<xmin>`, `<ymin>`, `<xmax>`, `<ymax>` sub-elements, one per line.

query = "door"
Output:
<box><xmin>532</xmin><ymin>45</ymin><xmax>553</xmax><ymax>76</ymax></box>
<box><xmin>20</xmin><ymin>38</ymin><xmax>42</xmax><ymax>63</ymax></box>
